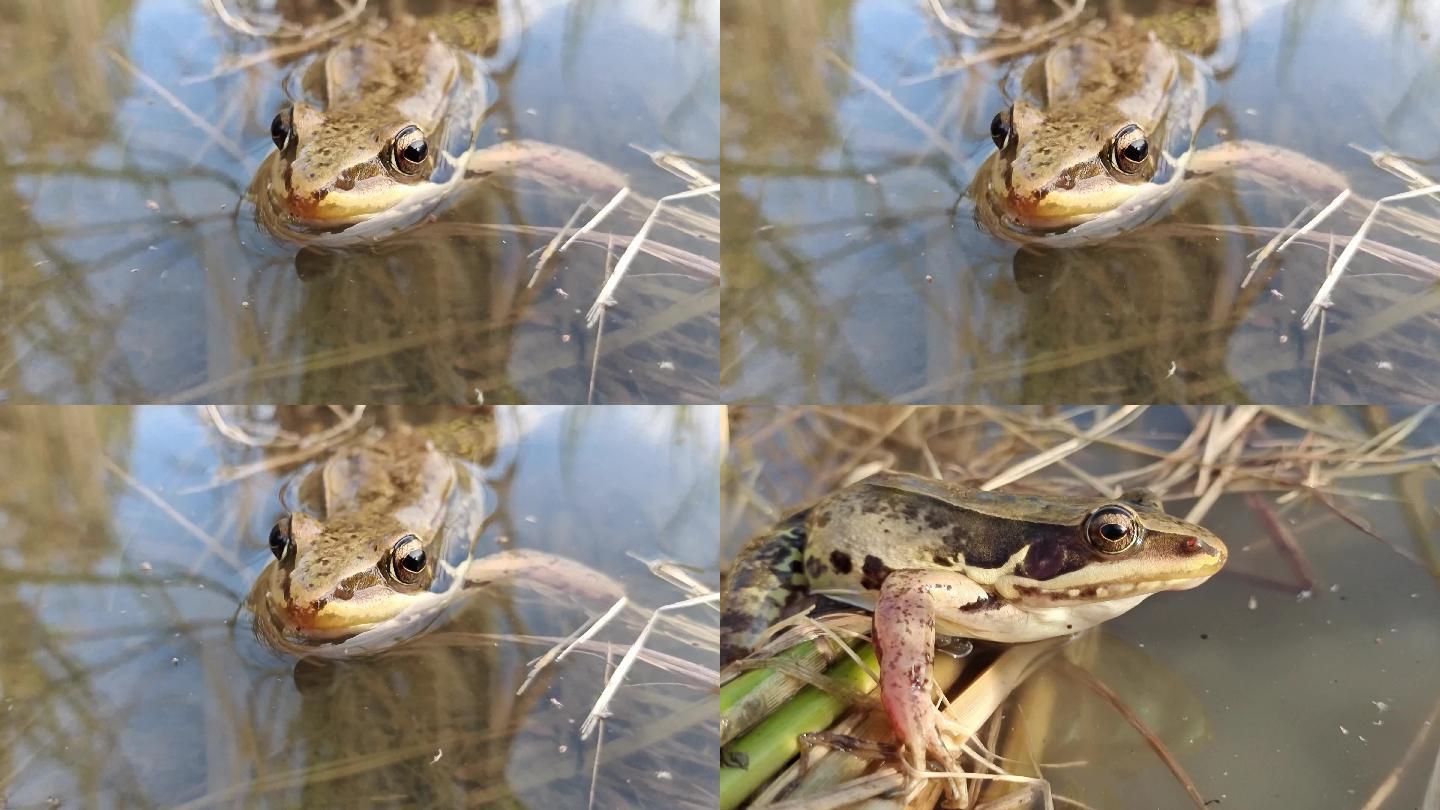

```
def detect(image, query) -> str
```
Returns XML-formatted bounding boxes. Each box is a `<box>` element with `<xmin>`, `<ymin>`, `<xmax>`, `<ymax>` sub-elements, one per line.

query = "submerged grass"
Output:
<box><xmin>722</xmin><ymin>405</ymin><xmax>1440</xmax><ymax>809</ymax></box>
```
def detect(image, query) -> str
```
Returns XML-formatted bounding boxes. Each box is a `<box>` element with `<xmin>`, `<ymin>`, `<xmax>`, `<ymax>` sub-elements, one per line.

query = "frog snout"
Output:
<box><xmin>1180</xmin><ymin>535</ymin><xmax>1228</xmax><ymax>570</ymax></box>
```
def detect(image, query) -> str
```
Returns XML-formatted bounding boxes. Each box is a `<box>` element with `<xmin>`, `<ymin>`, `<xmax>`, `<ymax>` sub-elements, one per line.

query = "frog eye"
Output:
<box><xmin>1111</xmin><ymin>124</ymin><xmax>1149</xmax><ymax>174</ymax></box>
<box><xmin>390</xmin><ymin>125</ymin><xmax>429</xmax><ymax>176</ymax></box>
<box><xmin>270</xmin><ymin>108</ymin><xmax>293</xmax><ymax>150</ymax></box>
<box><xmin>268</xmin><ymin>515</ymin><xmax>294</xmax><ymax>561</ymax></box>
<box><xmin>990</xmin><ymin>108</ymin><xmax>1012</xmax><ymax>150</ymax></box>
<box><xmin>388</xmin><ymin>534</ymin><xmax>428</xmax><ymax>585</ymax></box>
<box><xmin>1086</xmin><ymin>505</ymin><xmax>1143</xmax><ymax>554</ymax></box>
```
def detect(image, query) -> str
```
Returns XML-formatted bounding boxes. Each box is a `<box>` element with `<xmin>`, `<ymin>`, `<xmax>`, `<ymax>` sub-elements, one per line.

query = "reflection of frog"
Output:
<box><xmin>723</xmin><ymin>472</ymin><xmax>1227</xmax><ymax>776</ymax></box>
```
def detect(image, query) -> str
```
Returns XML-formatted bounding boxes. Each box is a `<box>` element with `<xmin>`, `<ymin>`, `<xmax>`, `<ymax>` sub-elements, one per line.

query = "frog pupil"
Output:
<box><xmin>400</xmin><ymin>547</ymin><xmax>426</xmax><ymax>573</ymax></box>
<box><xmin>1122</xmin><ymin>137</ymin><xmax>1148</xmax><ymax>163</ymax></box>
<box><xmin>1100</xmin><ymin>522</ymin><xmax>1128</xmax><ymax>542</ymax></box>
<box><xmin>270</xmin><ymin>112</ymin><xmax>290</xmax><ymax>150</ymax></box>
<box><xmin>402</xmin><ymin>139</ymin><xmax>427</xmax><ymax>164</ymax></box>
<box><xmin>989</xmin><ymin>112</ymin><xmax>1010</xmax><ymax>149</ymax></box>
<box><xmin>268</xmin><ymin>519</ymin><xmax>291</xmax><ymax>559</ymax></box>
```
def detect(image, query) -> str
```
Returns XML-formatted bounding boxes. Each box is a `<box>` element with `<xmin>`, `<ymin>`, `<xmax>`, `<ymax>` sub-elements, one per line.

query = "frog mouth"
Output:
<box><xmin>1011</xmin><ymin>573</ymin><xmax>1214</xmax><ymax>605</ymax></box>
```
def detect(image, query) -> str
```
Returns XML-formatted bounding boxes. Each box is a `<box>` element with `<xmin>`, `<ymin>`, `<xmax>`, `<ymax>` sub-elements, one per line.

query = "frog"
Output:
<box><xmin>251</xmin><ymin>418</ymin><xmax>634</xmax><ymax>656</ymax></box>
<box><xmin>721</xmin><ymin>471</ymin><xmax>1228</xmax><ymax>777</ymax></box>
<box><xmin>971</xmin><ymin>8</ymin><xmax>1343</xmax><ymax>246</ymax></box>
<box><xmin>251</xmin><ymin>9</ymin><xmax>630</xmax><ymax>244</ymax></box>
<box><xmin>257</xmin><ymin>424</ymin><xmax>484</xmax><ymax>642</ymax></box>
<box><xmin>256</xmin><ymin>10</ymin><xmax>495</xmax><ymax>235</ymax></box>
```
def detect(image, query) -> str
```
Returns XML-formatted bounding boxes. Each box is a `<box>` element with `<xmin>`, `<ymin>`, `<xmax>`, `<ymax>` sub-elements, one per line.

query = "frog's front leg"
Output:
<box><xmin>873</xmin><ymin>569</ymin><xmax>991</xmax><ymax>778</ymax></box>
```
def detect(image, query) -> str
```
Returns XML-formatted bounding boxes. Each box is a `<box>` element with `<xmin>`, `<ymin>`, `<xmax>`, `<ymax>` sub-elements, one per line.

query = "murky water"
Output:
<box><xmin>721</xmin><ymin>0</ymin><xmax>1440</xmax><ymax>404</ymax></box>
<box><xmin>0</xmin><ymin>0</ymin><xmax>719</xmax><ymax>404</ymax></box>
<box><xmin>0</xmin><ymin>405</ymin><xmax>720</xmax><ymax>808</ymax></box>
<box><xmin>722</xmin><ymin>406</ymin><xmax>1440</xmax><ymax>808</ymax></box>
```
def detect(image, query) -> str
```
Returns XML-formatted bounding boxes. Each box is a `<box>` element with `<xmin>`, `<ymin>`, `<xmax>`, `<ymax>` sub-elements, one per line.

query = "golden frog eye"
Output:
<box><xmin>270</xmin><ymin>108</ymin><xmax>293</xmax><ymax>151</ymax></box>
<box><xmin>1086</xmin><ymin>505</ymin><xmax>1142</xmax><ymax>554</ymax></box>
<box><xmin>268</xmin><ymin>515</ymin><xmax>294</xmax><ymax>561</ymax></box>
<box><xmin>388</xmin><ymin>534</ymin><xmax>428</xmax><ymax>585</ymax></box>
<box><xmin>390</xmin><ymin>125</ymin><xmax>430</xmax><ymax>176</ymax></box>
<box><xmin>1111</xmin><ymin>124</ymin><xmax>1149</xmax><ymax>175</ymax></box>
<box><xmin>990</xmin><ymin>108</ymin><xmax>1012</xmax><ymax>150</ymax></box>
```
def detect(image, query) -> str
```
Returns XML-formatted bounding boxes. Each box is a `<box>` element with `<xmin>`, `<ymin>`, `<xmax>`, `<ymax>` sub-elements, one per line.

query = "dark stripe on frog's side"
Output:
<box><xmin>721</xmin><ymin>510</ymin><xmax>809</xmax><ymax>665</ymax></box>
<box><xmin>809</xmin><ymin>479</ymin><xmax>1076</xmax><ymax>569</ymax></box>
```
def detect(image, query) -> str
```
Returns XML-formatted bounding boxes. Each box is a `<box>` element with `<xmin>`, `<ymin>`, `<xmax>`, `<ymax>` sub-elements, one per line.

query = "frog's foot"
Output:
<box><xmin>874</xmin><ymin>569</ymin><xmax>990</xmax><ymax>798</ymax></box>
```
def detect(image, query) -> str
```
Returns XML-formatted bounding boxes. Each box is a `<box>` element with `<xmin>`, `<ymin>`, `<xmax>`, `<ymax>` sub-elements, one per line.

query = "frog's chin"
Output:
<box><xmin>260</xmin><ymin>584</ymin><xmax>397</xmax><ymax>645</ymax></box>
<box><xmin>262</xmin><ymin>603</ymin><xmax>381</xmax><ymax>647</ymax></box>
<box><xmin>993</xmin><ymin>192</ymin><xmax>1100</xmax><ymax>233</ymax></box>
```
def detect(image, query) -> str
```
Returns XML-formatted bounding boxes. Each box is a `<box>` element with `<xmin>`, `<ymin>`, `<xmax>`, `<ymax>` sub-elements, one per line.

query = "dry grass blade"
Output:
<box><xmin>589</xmin><ymin>644</ymin><xmax>614</xmax><ymax>810</ymax></box>
<box><xmin>924</xmin><ymin>0</ymin><xmax>1087</xmax><ymax>52</ymax></box>
<box><xmin>1302</xmin><ymin>184</ymin><xmax>1440</xmax><ymax>328</ymax></box>
<box><xmin>1246</xmin><ymin>493</ymin><xmax>1319</xmax><ymax>591</ymax></box>
<box><xmin>1357</xmin><ymin>688</ymin><xmax>1440</xmax><ymax>810</ymax></box>
<box><xmin>1275</xmin><ymin>189</ymin><xmax>1350</xmax><ymax>257</ymax></box>
<box><xmin>204</xmin><ymin>0</ymin><xmax>365</xmax><ymax>38</ymax></box>
<box><xmin>588</xmin><ymin>236</ymin><xmax>614</xmax><ymax>403</ymax></box>
<box><xmin>627</xmin><ymin>551</ymin><xmax>716</xmax><ymax>601</ymax></box>
<box><xmin>581</xmin><ymin>592</ymin><xmax>720</xmax><ymax>739</ymax></box>
<box><xmin>560</xmin><ymin>189</ymin><xmax>631</xmax><ymax>255</ymax></box>
<box><xmin>585</xmin><ymin>184</ymin><xmax>720</xmax><ymax>327</ymax></box>
<box><xmin>531</xmin><ymin>196</ymin><xmax>596</xmax><ymax>286</ymax></box>
<box><xmin>517</xmin><ymin>597</ymin><xmax>629</xmax><ymax>695</ymax></box>
<box><xmin>629</xmin><ymin>144</ymin><xmax>716</xmax><ymax>188</ymax></box>
<box><xmin>1243</xmin><ymin>201</ymin><xmax>1318</xmax><ymax>286</ymax></box>
<box><xmin>980</xmin><ymin>406</ymin><xmax>1144</xmax><ymax>491</ymax></box>
<box><xmin>105</xmin><ymin>48</ymin><xmax>250</xmax><ymax>165</ymax></box>
<box><xmin>100</xmin><ymin>455</ymin><xmax>244</xmax><ymax>572</ymax></box>
<box><xmin>1349</xmin><ymin>143</ymin><xmax>1437</xmax><ymax>189</ymax></box>
<box><xmin>823</xmin><ymin>49</ymin><xmax>964</xmax><ymax>164</ymax></box>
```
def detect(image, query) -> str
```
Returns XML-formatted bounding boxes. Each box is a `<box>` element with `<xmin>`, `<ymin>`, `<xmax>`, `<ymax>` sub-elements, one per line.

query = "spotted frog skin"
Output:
<box><xmin>259</xmin><ymin>426</ymin><xmax>481</xmax><ymax>641</ymax></box>
<box><xmin>258</xmin><ymin>10</ymin><xmax>500</xmax><ymax>230</ymax></box>
<box><xmin>975</xmin><ymin>10</ymin><xmax>1217</xmax><ymax>240</ymax></box>
<box><xmin>721</xmin><ymin>471</ymin><xmax>1227</xmax><ymax>773</ymax></box>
